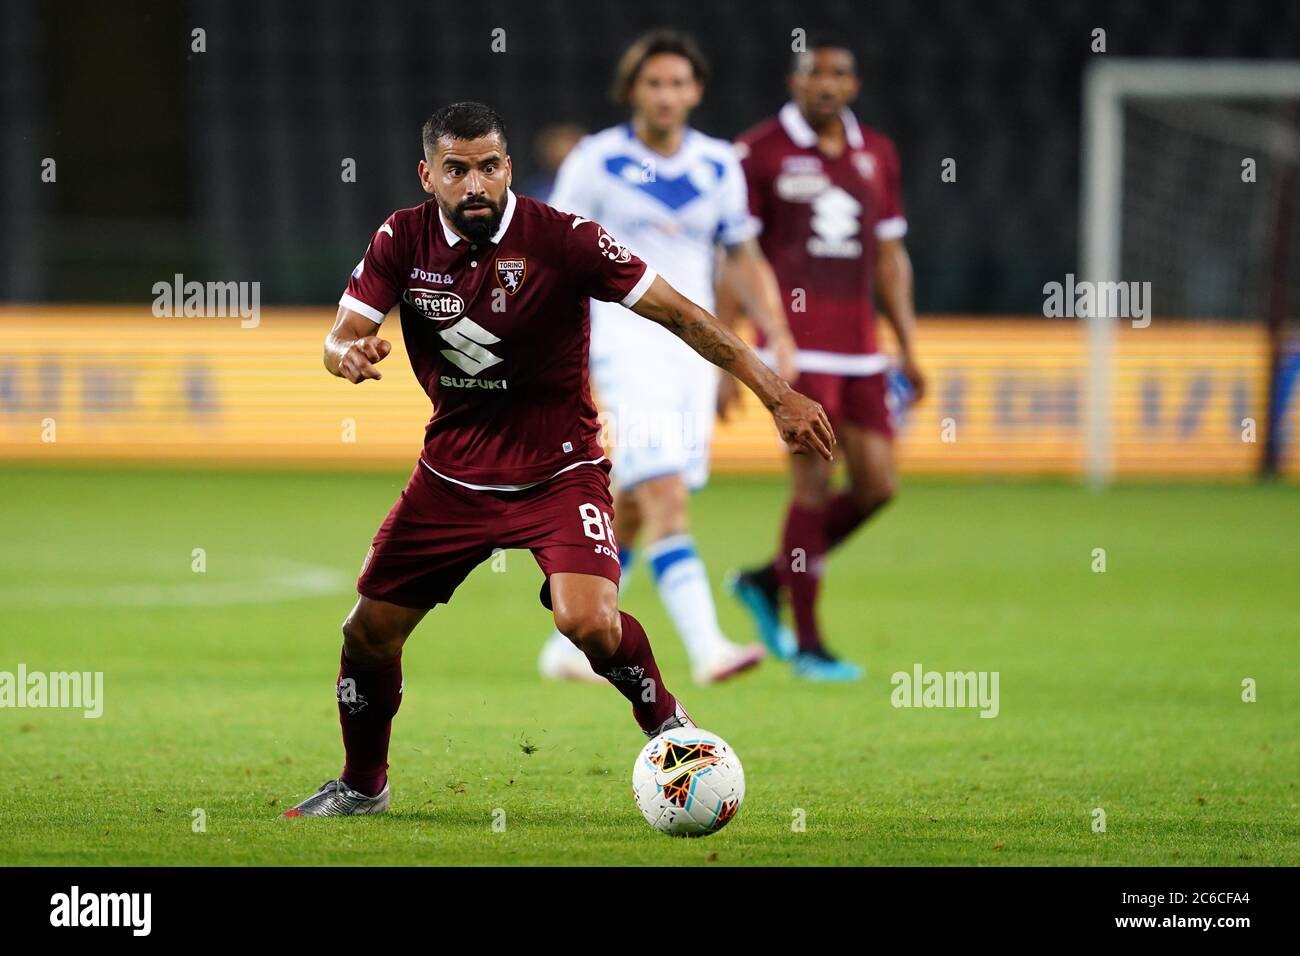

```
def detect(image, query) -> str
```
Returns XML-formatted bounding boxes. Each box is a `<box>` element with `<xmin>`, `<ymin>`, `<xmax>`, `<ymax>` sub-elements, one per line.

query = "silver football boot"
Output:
<box><xmin>281</xmin><ymin>778</ymin><xmax>390</xmax><ymax>817</ymax></box>
<box><xmin>645</xmin><ymin>703</ymin><xmax>697</xmax><ymax>739</ymax></box>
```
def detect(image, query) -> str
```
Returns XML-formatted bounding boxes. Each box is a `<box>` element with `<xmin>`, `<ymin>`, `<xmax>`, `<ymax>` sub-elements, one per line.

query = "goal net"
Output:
<box><xmin>1081</xmin><ymin>60</ymin><xmax>1300</xmax><ymax>484</ymax></box>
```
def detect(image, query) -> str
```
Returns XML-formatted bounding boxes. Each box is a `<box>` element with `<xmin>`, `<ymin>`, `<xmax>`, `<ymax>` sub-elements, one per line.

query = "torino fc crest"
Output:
<box><xmin>495</xmin><ymin>257</ymin><xmax>527</xmax><ymax>295</ymax></box>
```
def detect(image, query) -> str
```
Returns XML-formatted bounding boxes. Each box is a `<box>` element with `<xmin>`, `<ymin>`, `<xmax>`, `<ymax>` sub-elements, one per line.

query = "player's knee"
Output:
<box><xmin>341</xmin><ymin>612</ymin><xmax>402</xmax><ymax>663</ymax></box>
<box><xmin>857</xmin><ymin>476</ymin><xmax>897</xmax><ymax>512</ymax></box>
<box><xmin>555</xmin><ymin>605</ymin><xmax>621</xmax><ymax>658</ymax></box>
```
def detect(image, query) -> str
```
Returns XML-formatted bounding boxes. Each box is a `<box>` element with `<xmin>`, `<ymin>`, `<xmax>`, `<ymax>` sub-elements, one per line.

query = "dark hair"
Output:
<box><xmin>788</xmin><ymin>33</ymin><xmax>857</xmax><ymax>75</ymax></box>
<box><xmin>422</xmin><ymin>102</ymin><xmax>508</xmax><ymax>153</ymax></box>
<box><xmin>611</xmin><ymin>29</ymin><xmax>709</xmax><ymax>105</ymax></box>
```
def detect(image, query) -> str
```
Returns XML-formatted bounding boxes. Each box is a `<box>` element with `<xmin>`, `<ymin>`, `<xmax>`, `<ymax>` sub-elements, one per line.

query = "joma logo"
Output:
<box><xmin>410</xmin><ymin>267</ymin><xmax>453</xmax><ymax>284</ymax></box>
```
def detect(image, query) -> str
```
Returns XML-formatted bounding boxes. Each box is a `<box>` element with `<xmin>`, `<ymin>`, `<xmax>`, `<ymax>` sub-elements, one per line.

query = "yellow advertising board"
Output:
<box><xmin>0</xmin><ymin>307</ymin><xmax>1292</xmax><ymax>478</ymax></box>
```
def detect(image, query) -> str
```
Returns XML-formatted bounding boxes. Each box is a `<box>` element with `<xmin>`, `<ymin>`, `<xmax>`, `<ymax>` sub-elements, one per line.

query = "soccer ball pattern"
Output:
<box><xmin>632</xmin><ymin>728</ymin><xmax>744</xmax><ymax>837</ymax></box>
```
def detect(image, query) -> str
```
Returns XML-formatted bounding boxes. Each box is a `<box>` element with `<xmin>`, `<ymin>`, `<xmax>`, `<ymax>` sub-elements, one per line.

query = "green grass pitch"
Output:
<box><xmin>1</xmin><ymin>465</ymin><xmax>1297</xmax><ymax>866</ymax></box>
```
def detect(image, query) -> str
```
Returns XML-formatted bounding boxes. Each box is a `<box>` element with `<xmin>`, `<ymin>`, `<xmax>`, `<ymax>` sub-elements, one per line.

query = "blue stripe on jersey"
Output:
<box><xmin>603</xmin><ymin>155</ymin><xmax>719</xmax><ymax>212</ymax></box>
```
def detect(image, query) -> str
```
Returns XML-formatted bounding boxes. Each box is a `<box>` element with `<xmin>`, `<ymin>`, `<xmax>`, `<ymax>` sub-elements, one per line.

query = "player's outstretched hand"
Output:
<box><xmin>339</xmin><ymin>336</ymin><xmax>392</xmax><ymax>383</ymax></box>
<box><xmin>772</xmin><ymin>391</ymin><xmax>835</xmax><ymax>461</ymax></box>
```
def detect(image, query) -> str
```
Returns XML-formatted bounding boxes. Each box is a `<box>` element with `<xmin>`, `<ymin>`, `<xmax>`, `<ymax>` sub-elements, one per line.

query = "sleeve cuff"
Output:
<box><xmin>339</xmin><ymin>293</ymin><xmax>389</xmax><ymax>324</ymax></box>
<box><xmin>719</xmin><ymin>216</ymin><xmax>762</xmax><ymax>248</ymax></box>
<box><xmin>619</xmin><ymin>265</ymin><xmax>658</xmax><ymax>308</ymax></box>
<box><xmin>875</xmin><ymin>216</ymin><xmax>908</xmax><ymax>241</ymax></box>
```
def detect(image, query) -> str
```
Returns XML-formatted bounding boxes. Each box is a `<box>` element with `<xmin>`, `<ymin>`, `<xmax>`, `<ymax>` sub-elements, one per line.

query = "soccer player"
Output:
<box><xmin>283</xmin><ymin>102</ymin><xmax>833</xmax><ymax>816</ymax></box>
<box><xmin>726</xmin><ymin>40</ymin><xmax>926</xmax><ymax>682</ymax></box>
<box><xmin>537</xmin><ymin>30</ymin><xmax>798</xmax><ymax>687</ymax></box>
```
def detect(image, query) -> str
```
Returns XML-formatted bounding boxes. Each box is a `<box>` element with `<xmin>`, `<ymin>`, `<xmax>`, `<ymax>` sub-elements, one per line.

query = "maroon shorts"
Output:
<box><xmin>793</xmin><ymin>371</ymin><xmax>894</xmax><ymax>438</ymax></box>
<box><xmin>357</xmin><ymin>459</ymin><xmax>621</xmax><ymax>609</ymax></box>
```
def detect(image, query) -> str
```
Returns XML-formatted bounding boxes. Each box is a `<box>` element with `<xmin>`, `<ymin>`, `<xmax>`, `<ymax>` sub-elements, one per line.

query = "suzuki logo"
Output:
<box><xmin>807</xmin><ymin>186</ymin><xmax>863</xmax><ymax>259</ymax></box>
<box><xmin>810</xmin><ymin>187</ymin><xmax>861</xmax><ymax>243</ymax></box>
<box><xmin>438</xmin><ymin>317</ymin><xmax>503</xmax><ymax>376</ymax></box>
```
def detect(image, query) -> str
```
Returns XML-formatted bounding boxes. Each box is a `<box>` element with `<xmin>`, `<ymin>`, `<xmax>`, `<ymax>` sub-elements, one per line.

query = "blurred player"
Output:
<box><xmin>538</xmin><ymin>30</ymin><xmax>799</xmax><ymax>686</ymax></box>
<box><xmin>283</xmin><ymin>102</ymin><xmax>833</xmax><ymax>815</ymax></box>
<box><xmin>726</xmin><ymin>39</ymin><xmax>926</xmax><ymax>682</ymax></box>
<box><xmin>518</xmin><ymin>122</ymin><xmax>586</xmax><ymax>203</ymax></box>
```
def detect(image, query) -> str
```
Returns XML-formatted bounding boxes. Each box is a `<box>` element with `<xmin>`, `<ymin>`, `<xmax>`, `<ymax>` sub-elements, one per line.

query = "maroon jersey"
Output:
<box><xmin>340</xmin><ymin>190</ymin><xmax>657</xmax><ymax>488</ymax></box>
<box><xmin>736</xmin><ymin>103</ymin><xmax>906</xmax><ymax>374</ymax></box>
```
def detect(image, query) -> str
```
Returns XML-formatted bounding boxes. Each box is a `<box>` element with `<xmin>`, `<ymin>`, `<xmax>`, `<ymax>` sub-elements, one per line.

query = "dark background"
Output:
<box><xmin>3</xmin><ymin>0</ymin><xmax>1298</xmax><ymax>311</ymax></box>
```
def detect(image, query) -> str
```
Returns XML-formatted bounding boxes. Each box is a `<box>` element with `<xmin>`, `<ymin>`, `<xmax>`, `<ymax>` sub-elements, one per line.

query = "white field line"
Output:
<box><xmin>4</xmin><ymin>557</ymin><xmax>351</xmax><ymax>608</ymax></box>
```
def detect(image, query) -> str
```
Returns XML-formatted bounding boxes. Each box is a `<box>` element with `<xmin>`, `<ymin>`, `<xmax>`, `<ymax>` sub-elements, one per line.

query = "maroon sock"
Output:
<box><xmin>763</xmin><ymin>492</ymin><xmax>870</xmax><ymax>580</ymax></box>
<box><xmin>585</xmin><ymin>612</ymin><xmax>682</xmax><ymax>734</ymax></box>
<box><xmin>778</xmin><ymin>502</ymin><xmax>828</xmax><ymax>653</ymax></box>
<box><xmin>823</xmin><ymin>491</ymin><xmax>869</xmax><ymax>552</ymax></box>
<box><xmin>337</xmin><ymin>648</ymin><xmax>403</xmax><ymax>797</ymax></box>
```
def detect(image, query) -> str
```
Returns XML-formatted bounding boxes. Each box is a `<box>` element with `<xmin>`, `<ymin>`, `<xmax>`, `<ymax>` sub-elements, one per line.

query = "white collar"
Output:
<box><xmin>624</xmin><ymin>122</ymin><xmax>695</xmax><ymax>164</ymax></box>
<box><xmin>778</xmin><ymin>101</ymin><xmax>865</xmax><ymax>150</ymax></box>
<box><xmin>439</xmin><ymin>187</ymin><xmax>517</xmax><ymax>246</ymax></box>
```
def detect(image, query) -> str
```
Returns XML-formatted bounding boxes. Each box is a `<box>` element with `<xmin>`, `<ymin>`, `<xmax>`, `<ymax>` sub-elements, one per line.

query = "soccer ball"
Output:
<box><xmin>632</xmin><ymin>727</ymin><xmax>744</xmax><ymax>837</ymax></box>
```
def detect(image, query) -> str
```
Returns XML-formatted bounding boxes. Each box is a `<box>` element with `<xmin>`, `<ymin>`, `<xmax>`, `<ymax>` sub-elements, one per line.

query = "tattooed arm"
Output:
<box><xmin>630</xmin><ymin>275</ymin><xmax>835</xmax><ymax>460</ymax></box>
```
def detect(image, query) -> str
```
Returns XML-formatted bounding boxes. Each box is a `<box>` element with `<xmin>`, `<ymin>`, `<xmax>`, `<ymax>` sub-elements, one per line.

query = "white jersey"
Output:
<box><xmin>549</xmin><ymin>124</ymin><xmax>758</xmax><ymax>490</ymax></box>
<box><xmin>549</xmin><ymin>123</ymin><xmax>758</xmax><ymax>354</ymax></box>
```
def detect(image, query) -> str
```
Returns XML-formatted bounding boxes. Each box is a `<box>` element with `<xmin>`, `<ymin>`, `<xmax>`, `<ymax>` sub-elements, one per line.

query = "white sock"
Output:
<box><xmin>645</xmin><ymin>534</ymin><xmax>728</xmax><ymax>664</ymax></box>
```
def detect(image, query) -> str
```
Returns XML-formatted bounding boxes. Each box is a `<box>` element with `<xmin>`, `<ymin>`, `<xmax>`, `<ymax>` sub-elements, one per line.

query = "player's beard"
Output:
<box><xmin>448</xmin><ymin>195</ymin><xmax>503</xmax><ymax>244</ymax></box>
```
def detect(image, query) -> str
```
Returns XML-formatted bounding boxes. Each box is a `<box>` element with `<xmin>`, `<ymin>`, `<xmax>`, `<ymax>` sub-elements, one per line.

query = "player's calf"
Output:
<box><xmin>330</xmin><ymin>597</ymin><xmax>421</xmax><ymax>804</ymax></box>
<box><xmin>552</xmin><ymin>600</ymin><xmax>622</xmax><ymax>658</ymax></box>
<box><xmin>549</xmin><ymin>572</ymin><xmax>688</xmax><ymax>736</ymax></box>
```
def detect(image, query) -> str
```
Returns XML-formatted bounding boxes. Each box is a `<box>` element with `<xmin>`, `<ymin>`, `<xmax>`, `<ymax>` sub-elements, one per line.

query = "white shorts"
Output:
<box><xmin>590</xmin><ymin>312</ymin><xmax>719</xmax><ymax>493</ymax></box>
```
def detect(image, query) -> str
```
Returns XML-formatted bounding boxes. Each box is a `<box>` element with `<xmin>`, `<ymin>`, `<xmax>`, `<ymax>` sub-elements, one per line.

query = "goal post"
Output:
<box><xmin>1080</xmin><ymin>59</ymin><xmax>1300</xmax><ymax>486</ymax></box>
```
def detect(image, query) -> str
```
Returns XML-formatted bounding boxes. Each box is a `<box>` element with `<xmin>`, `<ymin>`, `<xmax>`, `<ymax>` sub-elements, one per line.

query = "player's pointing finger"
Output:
<box><xmin>816</xmin><ymin>409</ymin><xmax>835</xmax><ymax>448</ymax></box>
<box><xmin>806</xmin><ymin>426</ymin><xmax>833</xmax><ymax>462</ymax></box>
